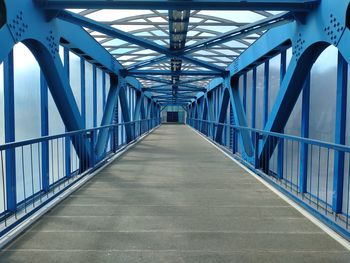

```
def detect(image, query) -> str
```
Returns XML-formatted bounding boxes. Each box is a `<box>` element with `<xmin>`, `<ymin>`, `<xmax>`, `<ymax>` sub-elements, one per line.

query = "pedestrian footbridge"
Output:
<box><xmin>0</xmin><ymin>0</ymin><xmax>350</xmax><ymax>262</ymax></box>
<box><xmin>0</xmin><ymin>125</ymin><xmax>349</xmax><ymax>262</ymax></box>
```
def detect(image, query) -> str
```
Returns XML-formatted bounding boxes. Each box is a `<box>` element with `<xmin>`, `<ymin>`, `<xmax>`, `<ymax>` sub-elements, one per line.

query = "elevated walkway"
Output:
<box><xmin>0</xmin><ymin>125</ymin><xmax>349</xmax><ymax>262</ymax></box>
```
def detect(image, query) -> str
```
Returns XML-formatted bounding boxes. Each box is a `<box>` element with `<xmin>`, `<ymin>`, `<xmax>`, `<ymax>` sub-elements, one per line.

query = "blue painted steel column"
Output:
<box><xmin>332</xmin><ymin>52</ymin><xmax>348</xmax><ymax>213</ymax></box>
<box><xmin>95</xmin><ymin>74</ymin><xmax>121</xmax><ymax>158</ymax></box>
<box><xmin>4</xmin><ymin>51</ymin><xmax>16</xmax><ymax>212</ymax></box>
<box><xmin>243</xmin><ymin>73</ymin><xmax>247</xmax><ymax>112</ymax></box>
<box><xmin>251</xmin><ymin>67</ymin><xmax>257</xmax><ymax>129</ymax></box>
<box><xmin>263</xmin><ymin>61</ymin><xmax>269</xmax><ymax>127</ymax></box>
<box><xmin>93</xmin><ymin>65</ymin><xmax>97</xmax><ymax>127</ymax></box>
<box><xmin>40</xmin><ymin>72</ymin><xmax>50</xmax><ymax>192</ymax></box>
<box><xmin>90</xmin><ymin>65</ymin><xmax>97</xmax><ymax>167</ymax></box>
<box><xmin>299</xmin><ymin>74</ymin><xmax>310</xmax><ymax>193</ymax></box>
<box><xmin>63</xmin><ymin>48</ymin><xmax>71</xmax><ymax>177</ymax></box>
<box><xmin>277</xmin><ymin>50</ymin><xmax>286</xmax><ymax>179</ymax></box>
<box><xmin>80</xmin><ymin>58</ymin><xmax>86</xmax><ymax>128</ymax></box>
<box><xmin>102</xmin><ymin>72</ymin><xmax>106</xmax><ymax>110</ymax></box>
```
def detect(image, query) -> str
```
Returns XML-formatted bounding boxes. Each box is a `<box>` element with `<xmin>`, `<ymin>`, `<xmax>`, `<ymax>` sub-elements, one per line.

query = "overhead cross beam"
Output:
<box><xmin>56</xmin><ymin>11</ymin><xmax>224</xmax><ymax>73</ymax></box>
<box><xmin>143</xmin><ymin>86</ymin><xmax>206</xmax><ymax>92</ymax></box>
<box><xmin>36</xmin><ymin>0</ymin><xmax>320</xmax><ymax>11</ymax></box>
<box><xmin>128</xmin><ymin>70</ymin><xmax>222</xmax><ymax>76</ymax></box>
<box><xmin>176</xmin><ymin>11</ymin><xmax>294</xmax><ymax>56</ymax></box>
<box><xmin>126</xmin><ymin>12</ymin><xmax>294</xmax><ymax>71</ymax></box>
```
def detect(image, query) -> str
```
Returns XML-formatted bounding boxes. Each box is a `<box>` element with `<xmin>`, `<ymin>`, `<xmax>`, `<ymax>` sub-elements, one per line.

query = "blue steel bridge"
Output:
<box><xmin>0</xmin><ymin>0</ymin><xmax>349</xmax><ymax>262</ymax></box>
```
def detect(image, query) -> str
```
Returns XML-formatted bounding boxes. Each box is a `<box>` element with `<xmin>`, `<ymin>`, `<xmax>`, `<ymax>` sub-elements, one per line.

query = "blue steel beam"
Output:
<box><xmin>0</xmin><ymin>0</ymin><xmax>122</xmax><ymax>167</ymax></box>
<box><xmin>128</xmin><ymin>70</ymin><xmax>222</xmax><ymax>76</ymax></box>
<box><xmin>37</xmin><ymin>0</ymin><xmax>320</xmax><ymax>11</ymax></box>
<box><xmin>126</xmin><ymin>54</ymin><xmax>224</xmax><ymax>73</ymax></box>
<box><xmin>332</xmin><ymin>52</ymin><xmax>348</xmax><ymax>213</ymax></box>
<box><xmin>168</xmin><ymin>9</ymin><xmax>190</xmax><ymax>94</ymax></box>
<box><xmin>0</xmin><ymin>0</ymin><xmax>156</xmax><ymax>167</ymax></box>
<box><xmin>251</xmin><ymin>68</ymin><xmax>257</xmax><ymax>128</ymax></box>
<box><xmin>56</xmin><ymin>20</ymin><xmax>124</xmax><ymax>72</ymax></box>
<box><xmin>145</xmin><ymin>89</ymin><xmax>193</xmax><ymax>94</ymax></box>
<box><xmin>4</xmin><ymin>51</ymin><xmax>16</xmax><ymax>212</ymax></box>
<box><xmin>178</xmin><ymin>76</ymin><xmax>214</xmax><ymax>85</ymax></box>
<box><xmin>193</xmin><ymin>1</ymin><xmax>350</xmax><ymax>162</ymax></box>
<box><xmin>125</xmin><ymin>76</ymin><xmax>153</xmax><ymax>99</ymax></box>
<box><xmin>118</xmin><ymin>83</ymin><xmax>133</xmax><ymax>143</ymax></box>
<box><xmin>126</xmin><ymin>55</ymin><xmax>168</xmax><ymax>72</ymax></box>
<box><xmin>263</xmin><ymin>61</ymin><xmax>269</xmax><ymax>127</ymax></box>
<box><xmin>177</xmin><ymin>12</ymin><xmax>294</xmax><ymax>57</ymax></box>
<box><xmin>57</xmin><ymin>11</ymin><xmax>224</xmax><ymax>73</ymax></box>
<box><xmin>40</xmin><ymin>71</ymin><xmax>50</xmax><ymax>192</ymax></box>
<box><xmin>299</xmin><ymin>74</ymin><xmax>311</xmax><ymax>193</ymax></box>
<box><xmin>143</xmin><ymin>86</ymin><xmax>206</xmax><ymax>92</ymax></box>
<box><xmin>63</xmin><ymin>47</ymin><xmax>71</xmax><ymax>177</ymax></box>
<box><xmin>80</xmin><ymin>58</ymin><xmax>86</xmax><ymax>128</ymax></box>
<box><xmin>133</xmin><ymin>92</ymin><xmax>143</xmax><ymax>122</ymax></box>
<box><xmin>234</xmin><ymin>0</ymin><xmax>349</xmax><ymax>165</ymax></box>
<box><xmin>57</xmin><ymin>11</ymin><xmax>170</xmax><ymax>56</ymax></box>
<box><xmin>135</xmin><ymin>76</ymin><xmax>172</xmax><ymax>85</ymax></box>
<box><xmin>153</xmin><ymin>95</ymin><xmax>196</xmax><ymax>99</ymax></box>
<box><xmin>95</xmin><ymin>74</ymin><xmax>122</xmax><ymax>157</ymax></box>
<box><xmin>277</xmin><ymin>50</ymin><xmax>286</xmax><ymax>179</ymax></box>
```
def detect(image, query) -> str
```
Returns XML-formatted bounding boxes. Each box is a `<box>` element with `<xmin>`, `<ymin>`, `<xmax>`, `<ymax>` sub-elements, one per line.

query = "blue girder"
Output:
<box><xmin>36</xmin><ymin>0</ymin><xmax>320</xmax><ymax>11</ymax></box>
<box><xmin>57</xmin><ymin>10</ymin><xmax>225</xmax><ymax>73</ymax></box>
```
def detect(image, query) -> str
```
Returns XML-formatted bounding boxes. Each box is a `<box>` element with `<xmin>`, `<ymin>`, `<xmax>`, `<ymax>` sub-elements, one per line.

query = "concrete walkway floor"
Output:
<box><xmin>1</xmin><ymin>124</ymin><xmax>349</xmax><ymax>262</ymax></box>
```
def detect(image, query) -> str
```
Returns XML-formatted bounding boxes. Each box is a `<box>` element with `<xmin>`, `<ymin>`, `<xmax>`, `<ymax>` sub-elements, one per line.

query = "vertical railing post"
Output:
<box><xmin>299</xmin><ymin>74</ymin><xmax>311</xmax><ymax>193</ymax></box>
<box><xmin>40</xmin><ymin>72</ymin><xmax>50</xmax><ymax>192</ymax></box>
<box><xmin>254</xmin><ymin>131</ymin><xmax>260</xmax><ymax>169</ymax></box>
<box><xmin>212</xmin><ymin>123</ymin><xmax>215</xmax><ymax>140</ymax></box>
<box><xmin>277</xmin><ymin>50</ymin><xmax>287</xmax><ymax>179</ymax></box>
<box><xmin>263</xmin><ymin>61</ymin><xmax>269</xmax><ymax>127</ymax></box>
<box><xmin>251</xmin><ymin>67</ymin><xmax>257</xmax><ymax>129</ymax></box>
<box><xmin>332</xmin><ymin>52</ymin><xmax>348</xmax><ymax>213</ymax></box>
<box><xmin>4</xmin><ymin>51</ymin><xmax>16</xmax><ymax>212</ymax></box>
<box><xmin>243</xmin><ymin>73</ymin><xmax>247</xmax><ymax>112</ymax></box>
<box><xmin>232</xmin><ymin>127</ymin><xmax>236</xmax><ymax>154</ymax></box>
<box><xmin>63</xmin><ymin>48</ymin><xmax>71</xmax><ymax>178</ymax></box>
<box><xmin>89</xmin><ymin>130</ymin><xmax>96</xmax><ymax>168</ymax></box>
<box><xmin>80</xmin><ymin>58</ymin><xmax>86</xmax><ymax>129</ymax></box>
<box><xmin>112</xmin><ymin>126</ymin><xmax>116</xmax><ymax>153</ymax></box>
<box><xmin>139</xmin><ymin>120</ymin><xmax>141</xmax><ymax>136</ymax></box>
<box><xmin>133</xmin><ymin>122</ymin><xmax>136</xmax><ymax>141</ymax></box>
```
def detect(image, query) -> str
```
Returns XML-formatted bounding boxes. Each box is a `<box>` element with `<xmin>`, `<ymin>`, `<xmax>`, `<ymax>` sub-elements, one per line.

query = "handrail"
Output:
<box><xmin>188</xmin><ymin>118</ymin><xmax>350</xmax><ymax>152</ymax></box>
<box><xmin>0</xmin><ymin>118</ymin><xmax>159</xmax><ymax>150</ymax></box>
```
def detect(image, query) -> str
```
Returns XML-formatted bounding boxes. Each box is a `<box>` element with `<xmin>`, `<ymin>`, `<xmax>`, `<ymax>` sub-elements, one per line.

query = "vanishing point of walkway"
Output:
<box><xmin>0</xmin><ymin>124</ymin><xmax>349</xmax><ymax>262</ymax></box>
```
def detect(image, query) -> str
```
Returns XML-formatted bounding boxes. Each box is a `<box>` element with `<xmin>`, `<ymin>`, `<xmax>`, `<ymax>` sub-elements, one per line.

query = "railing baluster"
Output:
<box><xmin>316</xmin><ymin>147</ymin><xmax>321</xmax><ymax>209</ymax></box>
<box><xmin>325</xmin><ymin>148</ymin><xmax>330</xmax><ymax>215</ymax></box>
<box><xmin>21</xmin><ymin>147</ymin><xmax>26</xmax><ymax>213</ymax></box>
<box><xmin>30</xmin><ymin>145</ymin><xmax>34</xmax><ymax>208</ymax></box>
<box><xmin>1</xmin><ymin>151</ymin><xmax>7</xmax><ymax>227</ymax></box>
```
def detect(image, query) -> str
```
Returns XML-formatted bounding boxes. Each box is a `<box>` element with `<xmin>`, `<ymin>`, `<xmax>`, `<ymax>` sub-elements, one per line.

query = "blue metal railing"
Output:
<box><xmin>188</xmin><ymin>118</ymin><xmax>350</xmax><ymax>240</ymax></box>
<box><xmin>0</xmin><ymin>118</ymin><xmax>160</xmax><ymax>237</ymax></box>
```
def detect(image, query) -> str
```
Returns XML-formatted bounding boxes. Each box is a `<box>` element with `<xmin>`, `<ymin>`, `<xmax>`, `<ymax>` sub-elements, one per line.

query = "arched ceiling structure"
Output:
<box><xmin>62</xmin><ymin>7</ymin><xmax>289</xmax><ymax>105</ymax></box>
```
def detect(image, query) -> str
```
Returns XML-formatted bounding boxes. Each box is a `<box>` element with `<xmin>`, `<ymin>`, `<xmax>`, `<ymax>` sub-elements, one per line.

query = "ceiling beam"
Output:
<box><xmin>176</xmin><ymin>11</ymin><xmax>294</xmax><ymax>56</ymax></box>
<box><xmin>128</xmin><ymin>70</ymin><xmax>222</xmax><ymax>76</ymax></box>
<box><xmin>37</xmin><ymin>0</ymin><xmax>320</xmax><ymax>11</ymax></box>
<box><xmin>56</xmin><ymin>10</ymin><xmax>225</xmax><ymax>72</ymax></box>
